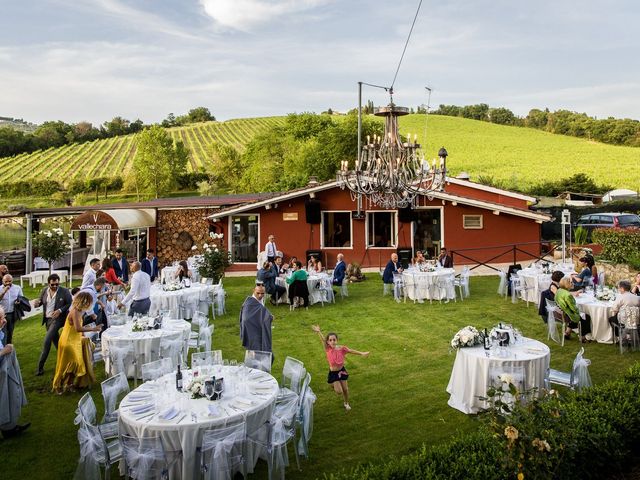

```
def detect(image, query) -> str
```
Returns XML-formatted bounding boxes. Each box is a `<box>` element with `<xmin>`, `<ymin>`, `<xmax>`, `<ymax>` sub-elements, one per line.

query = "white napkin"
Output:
<box><xmin>207</xmin><ymin>404</ymin><xmax>222</xmax><ymax>417</ymax></box>
<box><xmin>234</xmin><ymin>397</ymin><xmax>254</xmax><ymax>409</ymax></box>
<box><xmin>130</xmin><ymin>403</ymin><xmax>154</xmax><ymax>415</ymax></box>
<box><xmin>127</xmin><ymin>393</ymin><xmax>152</xmax><ymax>402</ymax></box>
<box><xmin>160</xmin><ymin>406</ymin><xmax>179</xmax><ymax>420</ymax></box>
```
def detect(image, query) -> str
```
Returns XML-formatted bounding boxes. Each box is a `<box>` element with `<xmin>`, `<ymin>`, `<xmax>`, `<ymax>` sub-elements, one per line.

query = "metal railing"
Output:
<box><xmin>450</xmin><ymin>241</ymin><xmax>568</xmax><ymax>272</ymax></box>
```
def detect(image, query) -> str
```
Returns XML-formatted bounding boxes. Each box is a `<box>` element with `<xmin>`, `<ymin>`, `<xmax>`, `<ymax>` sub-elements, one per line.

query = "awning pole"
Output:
<box><xmin>25</xmin><ymin>213</ymin><xmax>33</xmax><ymax>274</ymax></box>
<box><xmin>69</xmin><ymin>234</ymin><xmax>74</xmax><ymax>288</ymax></box>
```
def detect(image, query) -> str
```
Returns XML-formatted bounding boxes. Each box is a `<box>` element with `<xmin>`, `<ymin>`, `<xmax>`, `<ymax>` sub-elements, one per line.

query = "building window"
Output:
<box><xmin>367</xmin><ymin>212</ymin><xmax>397</xmax><ymax>247</ymax></box>
<box><xmin>463</xmin><ymin>215</ymin><xmax>483</xmax><ymax>229</ymax></box>
<box><xmin>231</xmin><ymin>215</ymin><xmax>259</xmax><ymax>262</ymax></box>
<box><xmin>322</xmin><ymin>211</ymin><xmax>352</xmax><ymax>248</ymax></box>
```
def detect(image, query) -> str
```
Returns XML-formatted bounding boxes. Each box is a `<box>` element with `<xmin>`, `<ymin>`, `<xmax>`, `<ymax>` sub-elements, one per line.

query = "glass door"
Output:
<box><xmin>413</xmin><ymin>209</ymin><xmax>442</xmax><ymax>259</ymax></box>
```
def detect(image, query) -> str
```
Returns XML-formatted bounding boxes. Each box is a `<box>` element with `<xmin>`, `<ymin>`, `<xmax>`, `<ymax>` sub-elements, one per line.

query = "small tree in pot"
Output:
<box><xmin>35</xmin><ymin>228</ymin><xmax>73</xmax><ymax>274</ymax></box>
<box><xmin>192</xmin><ymin>233</ymin><xmax>232</xmax><ymax>283</ymax></box>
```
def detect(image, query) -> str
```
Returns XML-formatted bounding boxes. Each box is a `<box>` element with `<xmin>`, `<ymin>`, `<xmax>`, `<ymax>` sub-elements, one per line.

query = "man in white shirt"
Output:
<box><xmin>0</xmin><ymin>274</ymin><xmax>23</xmax><ymax>345</ymax></box>
<box><xmin>265</xmin><ymin>235</ymin><xmax>278</xmax><ymax>263</ymax></box>
<box><xmin>81</xmin><ymin>258</ymin><xmax>101</xmax><ymax>289</ymax></box>
<box><xmin>119</xmin><ymin>262</ymin><xmax>151</xmax><ymax>317</ymax></box>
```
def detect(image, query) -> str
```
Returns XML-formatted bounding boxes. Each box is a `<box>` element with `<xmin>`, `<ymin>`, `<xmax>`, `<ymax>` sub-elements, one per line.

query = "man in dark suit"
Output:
<box><xmin>111</xmin><ymin>248</ymin><xmax>129</xmax><ymax>283</ymax></box>
<box><xmin>382</xmin><ymin>253</ymin><xmax>402</xmax><ymax>285</ymax></box>
<box><xmin>141</xmin><ymin>248</ymin><xmax>159</xmax><ymax>282</ymax></box>
<box><xmin>33</xmin><ymin>273</ymin><xmax>72</xmax><ymax>375</ymax></box>
<box><xmin>438</xmin><ymin>247</ymin><xmax>454</xmax><ymax>269</ymax></box>
<box><xmin>332</xmin><ymin>253</ymin><xmax>347</xmax><ymax>286</ymax></box>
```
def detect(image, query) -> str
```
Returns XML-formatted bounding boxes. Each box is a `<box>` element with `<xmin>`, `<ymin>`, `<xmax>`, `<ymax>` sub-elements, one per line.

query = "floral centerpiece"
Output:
<box><xmin>191</xmin><ymin>232</ymin><xmax>232</xmax><ymax>283</ymax></box>
<box><xmin>131</xmin><ymin>317</ymin><xmax>151</xmax><ymax>332</ymax></box>
<box><xmin>596</xmin><ymin>288</ymin><xmax>615</xmax><ymax>302</ymax></box>
<box><xmin>34</xmin><ymin>228</ymin><xmax>74</xmax><ymax>274</ymax></box>
<box><xmin>163</xmin><ymin>283</ymin><xmax>184</xmax><ymax>292</ymax></box>
<box><xmin>450</xmin><ymin>326</ymin><xmax>483</xmax><ymax>349</ymax></box>
<box><xmin>184</xmin><ymin>377</ymin><xmax>205</xmax><ymax>399</ymax></box>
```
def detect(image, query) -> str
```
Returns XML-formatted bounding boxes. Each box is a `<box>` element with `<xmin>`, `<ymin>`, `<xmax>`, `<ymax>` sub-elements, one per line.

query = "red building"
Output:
<box><xmin>209</xmin><ymin>178</ymin><xmax>552</xmax><ymax>272</ymax></box>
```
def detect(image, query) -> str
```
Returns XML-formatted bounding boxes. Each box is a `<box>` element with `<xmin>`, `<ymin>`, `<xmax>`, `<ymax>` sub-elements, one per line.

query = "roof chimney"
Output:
<box><xmin>456</xmin><ymin>171</ymin><xmax>471</xmax><ymax>181</ymax></box>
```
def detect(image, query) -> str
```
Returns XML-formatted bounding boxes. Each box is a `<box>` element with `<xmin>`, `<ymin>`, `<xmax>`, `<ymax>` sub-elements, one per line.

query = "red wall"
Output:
<box><xmin>224</xmin><ymin>186</ymin><xmax>542</xmax><ymax>272</ymax></box>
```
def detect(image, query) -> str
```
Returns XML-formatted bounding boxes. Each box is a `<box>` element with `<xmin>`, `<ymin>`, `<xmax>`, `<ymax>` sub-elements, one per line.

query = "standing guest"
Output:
<box><xmin>0</xmin><ymin>306</ymin><xmax>30</xmax><ymax>438</ymax></box>
<box><xmin>174</xmin><ymin>260</ymin><xmax>192</xmax><ymax>283</ymax></box>
<box><xmin>0</xmin><ymin>274</ymin><xmax>23</xmax><ymax>345</ymax></box>
<box><xmin>556</xmin><ymin>277</ymin><xmax>592</xmax><ymax>342</ymax></box>
<box><xmin>111</xmin><ymin>249</ymin><xmax>130</xmax><ymax>284</ymax></box>
<box><xmin>632</xmin><ymin>273</ymin><xmax>640</xmax><ymax>296</ymax></box>
<box><xmin>607</xmin><ymin>280</ymin><xmax>640</xmax><ymax>330</ymax></box>
<box><xmin>382</xmin><ymin>253</ymin><xmax>402</xmax><ymax>285</ymax></box>
<box><xmin>52</xmin><ymin>292</ymin><xmax>101</xmax><ymax>395</ymax></box>
<box><xmin>33</xmin><ymin>274</ymin><xmax>72</xmax><ymax>376</ymax></box>
<box><xmin>101</xmin><ymin>258</ymin><xmax>124</xmax><ymax>287</ymax></box>
<box><xmin>239</xmin><ymin>285</ymin><xmax>273</xmax><ymax>355</ymax></box>
<box><xmin>437</xmin><ymin>248</ymin><xmax>454</xmax><ymax>269</ymax></box>
<box><xmin>287</xmin><ymin>261</ymin><xmax>310</xmax><ymax>308</ymax></box>
<box><xmin>119</xmin><ymin>262</ymin><xmax>151</xmax><ymax>317</ymax></box>
<box><xmin>311</xmin><ymin>324</ymin><xmax>369</xmax><ymax>412</ymax></box>
<box><xmin>81</xmin><ymin>258</ymin><xmax>100</xmax><ymax>289</ymax></box>
<box><xmin>141</xmin><ymin>248</ymin><xmax>159</xmax><ymax>282</ymax></box>
<box><xmin>273</xmin><ymin>256</ymin><xmax>286</xmax><ymax>275</ymax></box>
<box><xmin>265</xmin><ymin>235</ymin><xmax>278</xmax><ymax>263</ymax></box>
<box><xmin>332</xmin><ymin>253</ymin><xmax>347</xmax><ymax>287</ymax></box>
<box><xmin>0</xmin><ymin>265</ymin><xmax>8</xmax><ymax>277</ymax></box>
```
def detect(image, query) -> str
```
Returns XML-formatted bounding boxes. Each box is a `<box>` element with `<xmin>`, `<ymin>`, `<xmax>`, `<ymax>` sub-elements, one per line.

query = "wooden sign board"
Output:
<box><xmin>71</xmin><ymin>211</ymin><xmax>117</xmax><ymax>231</ymax></box>
<box><xmin>282</xmin><ymin>212</ymin><xmax>298</xmax><ymax>221</ymax></box>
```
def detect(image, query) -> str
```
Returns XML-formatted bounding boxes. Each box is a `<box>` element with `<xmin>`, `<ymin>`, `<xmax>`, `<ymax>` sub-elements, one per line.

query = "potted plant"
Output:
<box><xmin>192</xmin><ymin>233</ymin><xmax>232</xmax><ymax>283</ymax></box>
<box><xmin>34</xmin><ymin>228</ymin><xmax>73</xmax><ymax>274</ymax></box>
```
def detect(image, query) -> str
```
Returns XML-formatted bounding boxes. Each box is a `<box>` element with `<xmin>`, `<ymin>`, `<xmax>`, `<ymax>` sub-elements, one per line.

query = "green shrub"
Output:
<box><xmin>0</xmin><ymin>179</ymin><xmax>61</xmax><ymax>197</ymax></box>
<box><xmin>574</xmin><ymin>226</ymin><xmax>588</xmax><ymax>245</ymax></box>
<box><xmin>592</xmin><ymin>227</ymin><xmax>640</xmax><ymax>263</ymax></box>
<box><xmin>327</xmin><ymin>363</ymin><xmax>640</xmax><ymax>480</ymax></box>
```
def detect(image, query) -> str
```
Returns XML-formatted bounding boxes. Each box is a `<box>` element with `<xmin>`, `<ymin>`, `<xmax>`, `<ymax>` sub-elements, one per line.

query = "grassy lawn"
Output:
<box><xmin>3</xmin><ymin>275</ymin><xmax>639</xmax><ymax>479</ymax></box>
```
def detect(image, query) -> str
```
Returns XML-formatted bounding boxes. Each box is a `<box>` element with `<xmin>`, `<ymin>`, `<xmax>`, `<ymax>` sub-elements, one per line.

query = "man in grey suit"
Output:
<box><xmin>33</xmin><ymin>273</ymin><xmax>72</xmax><ymax>376</ymax></box>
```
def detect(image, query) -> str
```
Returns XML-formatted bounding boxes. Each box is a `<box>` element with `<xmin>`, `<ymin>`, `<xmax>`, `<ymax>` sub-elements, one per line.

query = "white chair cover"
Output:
<box><xmin>74</xmin><ymin>423</ymin><xmax>107</xmax><ymax>480</ymax></box>
<box><xmin>510</xmin><ymin>275</ymin><xmax>521</xmax><ymax>303</ymax></box>
<box><xmin>198</xmin><ymin>325</ymin><xmax>213</xmax><ymax>352</ymax></box>
<box><xmin>76</xmin><ymin>392</ymin><xmax>98</xmax><ymax>425</ymax></box>
<box><xmin>121</xmin><ymin>434</ymin><xmax>169</xmax><ymax>480</ymax></box>
<box><xmin>459</xmin><ymin>267</ymin><xmax>470</xmax><ymax>298</ymax></box>
<box><xmin>497</xmin><ymin>270</ymin><xmax>508</xmax><ymax>296</ymax></box>
<box><xmin>545</xmin><ymin>299</ymin><xmax>563</xmax><ymax>345</ymax></box>
<box><xmin>100</xmin><ymin>371</ymin><xmax>129</xmax><ymax>421</ymax></box>
<box><xmin>201</xmin><ymin>421</ymin><xmax>247</xmax><ymax>480</ymax></box>
<box><xmin>297</xmin><ymin>373</ymin><xmax>316</xmax><ymax>457</ymax></box>
<box><xmin>159</xmin><ymin>336</ymin><xmax>183</xmax><ymax>369</ymax></box>
<box><xmin>215</xmin><ymin>282</ymin><xmax>226</xmax><ymax>316</ymax></box>
<box><xmin>244</xmin><ymin>350</ymin><xmax>273</xmax><ymax>373</ymax></box>
<box><xmin>340</xmin><ymin>278</ymin><xmax>348</xmax><ymax>298</ymax></box>
<box><xmin>437</xmin><ymin>274</ymin><xmax>455</xmax><ymax>302</ymax></box>
<box><xmin>107</xmin><ymin>340</ymin><xmax>135</xmax><ymax>377</ymax></box>
<box><xmin>392</xmin><ymin>273</ymin><xmax>403</xmax><ymax>301</ymax></box>
<box><xmin>191</xmin><ymin>350</ymin><xmax>223</xmax><ymax>369</ymax></box>
<box><xmin>141</xmin><ymin>357</ymin><xmax>173</xmax><ymax>382</ymax></box>
<box><xmin>572</xmin><ymin>347</ymin><xmax>592</xmax><ymax>391</ymax></box>
<box><xmin>403</xmin><ymin>273</ymin><xmax>417</xmax><ymax>303</ymax></box>
<box><xmin>281</xmin><ymin>356</ymin><xmax>306</xmax><ymax>395</ymax></box>
<box><xmin>319</xmin><ymin>278</ymin><xmax>335</xmax><ymax>305</ymax></box>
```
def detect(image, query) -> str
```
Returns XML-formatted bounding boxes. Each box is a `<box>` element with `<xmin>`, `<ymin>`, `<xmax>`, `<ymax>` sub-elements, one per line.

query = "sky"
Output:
<box><xmin>1</xmin><ymin>0</ymin><xmax>639</xmax><ymax>125</ymax></box>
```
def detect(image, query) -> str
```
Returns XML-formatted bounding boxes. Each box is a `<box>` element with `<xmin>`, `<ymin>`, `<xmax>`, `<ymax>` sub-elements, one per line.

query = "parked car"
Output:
<box><xmin>573</xmin><ymin>212</ymin><xmax>640</xmax><ymax>241</ymax></box>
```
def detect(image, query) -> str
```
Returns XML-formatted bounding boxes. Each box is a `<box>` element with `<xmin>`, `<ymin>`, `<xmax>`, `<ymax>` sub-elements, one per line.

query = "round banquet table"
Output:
<box><xmin>575</xmin><ymin>293</ymin><xmax>615</xmax><ymax>344</ymax></box>
<box><xmin>446</xmin><ymin>338</ymin><xmax>550</xmax><ymax>414</ymax></box>
<box><xmin>149</xmin><ymin>284</ymin><xmax>216</xmax><ymax>319</ymax></box>
<box><xmin>275</xmin><ymin>272</ymin><xmax>332</xmax><ymax>305</ymax></box>
<box><xmin>118</xmin><ymin>366</ymin><xmax>279</xmax><ymax>480</ymax></box>
<box><xmin>516</xmin><ymin>265</ymin><xmax>576</xmax><ymax>304</ymax></box>
<box><xmin>101</xmin><ymin>319</ymin><xmax>191</xmax><ymax>379</ymax></box>
<box><xmin>401</xmin><ymin>268</ymin><xmax>456</xmax><ymax>301</ymax></box>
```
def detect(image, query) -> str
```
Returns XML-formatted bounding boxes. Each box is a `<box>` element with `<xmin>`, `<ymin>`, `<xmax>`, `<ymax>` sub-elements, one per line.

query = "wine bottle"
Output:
<box><xmin>483</xmin><ymin>328</ymin><xmax>490</xmax><ymax>350</ymax></box>
<box><xmin>176</xmin><ymin>364</ymin><xmax>183</xmax><ymax>391</ymax></box>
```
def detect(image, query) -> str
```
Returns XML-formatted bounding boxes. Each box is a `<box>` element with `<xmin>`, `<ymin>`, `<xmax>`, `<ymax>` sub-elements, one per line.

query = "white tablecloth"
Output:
<box><xmin>576</xmin><ymin>293</ymin><xmax>614</xmax><ymax>344</ymax></box>
<box><xmin>149</xmin><ymin>284</ymin><xmax>216</xmax><ymax>319</ymax></box>
<box><xmin>401</xmin><ymin>268</ymin><xmax>456</xmax><ymax>301</ymax></box>
<box><xmin>446</xmin><ymin>338</ymin><xmax>550</xmax><ymax>414</ymax></box>
<box><xmin>516</xmin><ymin>266</ymin><xmax>575</xmax><ymax>304</ymax></box>
<box><xmin>102</xmin><ymin>319</ymin><xmax>191</xmax><ymax>378</ymax></box>
<box><xmin>276</xmin><ymin>273</ymin><xmax>332</xmax><ymax>305</ymax></box>
<box><xmin>161</xmin><ymin>265</ymin><xmax>200</xmax><ymax>284</ymax></box>
<box><xmin>118</xmin><ymin>366</ymin><xmax>279</xmax><ymax>479</ymax></box>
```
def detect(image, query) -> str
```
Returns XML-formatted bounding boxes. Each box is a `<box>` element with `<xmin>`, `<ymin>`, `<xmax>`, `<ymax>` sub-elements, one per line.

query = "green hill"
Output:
<box><xmin>0</xmin><ymin>114</ymin><xmax>638</xmax><ymax>191</ymax></box>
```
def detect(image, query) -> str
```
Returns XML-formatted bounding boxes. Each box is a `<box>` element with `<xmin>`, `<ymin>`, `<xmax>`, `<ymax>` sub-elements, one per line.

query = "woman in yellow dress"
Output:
<box><xmin>52</xmin><ymin>291</ymin><xmax>101</xmax><ymax>394</ymax></box>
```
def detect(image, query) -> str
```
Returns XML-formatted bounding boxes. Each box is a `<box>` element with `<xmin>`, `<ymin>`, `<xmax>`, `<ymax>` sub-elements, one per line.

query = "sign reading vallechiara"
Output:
<box><xmin>70</xmin><ymin>211</ymin><xmax>118</xmax><ymax>231</ymax></box>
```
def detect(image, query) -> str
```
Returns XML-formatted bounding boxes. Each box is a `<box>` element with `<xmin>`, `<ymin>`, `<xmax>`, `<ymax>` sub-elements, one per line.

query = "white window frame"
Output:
<box><xmin>228</xmin><ymin>213</ymin><xmax>261</xmax><ymax>264</ymax></box>
<box><xmin>320</xmin><ymin>210</ymin><xmax>353</xmax><ymax>249</ymax></box>
<box><xmin>411</xmin><ymin>206</ymin><xmax>445</xmax><ymax>253</ymax></box>
<box><xmin>463</xmin><ymin>214</ymin><xmax>483</xmax><ymax>230</ymax></box>
<box><xmin>365</xmin><ymin>210</ymin><xmax>398</xmax><ymax>248</ymax></box>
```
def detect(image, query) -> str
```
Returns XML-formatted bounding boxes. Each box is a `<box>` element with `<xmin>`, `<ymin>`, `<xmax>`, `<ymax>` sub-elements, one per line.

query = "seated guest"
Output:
<box><xmin>631</xmin><ymin>273</ymin><xmax>640</xmax><ymax>296</ymax></box>
<box><xmin>268</xmin><ymin>261</ymin><xmax>286</xmax><ymax>304</ymax></box>
<box><xmin>287</xmin><ymin>256</ymin><xmax>298</xmax><ymax>271</ymax></box>
<box><xmin>273</xmin><ymin>256</ymin><xmax>286</xmax><ymax>275</ymax></box>
<box><xmin>607</xmin><ymin>280</ymin><xmax>640</xmax><ymax>331</ymax></box>
<box><xmin>286</xmin><ymin>261</ymin><xmax>309</xmax><ymax>308</ymax></box>
<box><xmin>174</xmin><ymin>260</ymin><xmax>192</xmax><ymax>283</ymax></box>
<box><xmin>437</xmin><ymin>248</ymin><xmax>453</xmax><ymax>268</ymax></box>
<box><xmin>555</xmin><ymin>277</ymin><xmax>592</xmax><ymax>342</ymax></box>
<box><xmin>382</xmin><ymin>253</ymin><xmax>402</xmax><ymax>285</ymax></box>
<box><xmin>0</xmin><ymin>306</ymin><xmax>30</xmax><ymax>438</ymax></box>
<box><xmin>257</xmin><ymin>261</ymin><xmax>271</xmax><ymax>284</ymax></box>
<box><xmin>140</xmin><ymin>249</ymin><xmax>159</xmax><ymax>282</ymax></box>
<box><xmin>102</xmin><ymin>258</ymin><xmax>124</xmax><ymax>287</ymax></box>
<box><xmin>52</xmin><ymin>292</ymin><xmax>101</xmax><ymax>394</ymax></box>
<box><xmin>538</xmin><ymin>271</ymin><xmax>565</xmax><ymax>322</ymax></box>
<box><xmin>571</xmin><ymin>256</ymin><xmax>593</xmax><ymax>290</ymax></box>
<box><xmin>308</xmin><ymin>255</ymin><xmax>323</xmax><ymax>273</ymax></box>
<box><xmin>332</xmin><ymin>253</ymin><xmax>346</xmax><ymax>286</ymax></box>
<box><xmin>413</xmin><ymin>250</ymin><xmax>426</xmax><ymax>266</ymax></box>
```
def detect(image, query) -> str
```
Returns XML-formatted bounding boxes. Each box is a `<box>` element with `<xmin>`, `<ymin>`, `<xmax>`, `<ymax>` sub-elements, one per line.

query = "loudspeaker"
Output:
<box><xmin>305</xmin><ymin>199</ymin><xmax>321</xmax><ymax>224</ymax></box>
<box><xmin>396</xmin><ymin>248</ymin><xmax>413</xmax><ymax>269</ymax></box>
<box><xmin>32</xmin><ymin>219</ymin><xmax>40</xmax><ymax>232</ymax></box>
<box><xmin>398</xmin><ymin>207</ymin><xmax>413</xmax><ymax>223</ymax></box>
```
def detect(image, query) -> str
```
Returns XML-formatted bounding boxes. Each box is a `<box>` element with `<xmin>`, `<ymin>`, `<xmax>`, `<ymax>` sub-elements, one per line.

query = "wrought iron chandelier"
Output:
<box><xmin>337</xmin><ymin>99</ymin><xmax>448</xmax><ymax>209</ymax></box>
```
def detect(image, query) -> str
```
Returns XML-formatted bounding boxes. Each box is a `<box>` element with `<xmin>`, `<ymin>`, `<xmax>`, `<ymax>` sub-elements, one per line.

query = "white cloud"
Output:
<box><xmin>199</xmin><ymin>0</ymin><xmax>331</xmax><ymax>31</ymax></box>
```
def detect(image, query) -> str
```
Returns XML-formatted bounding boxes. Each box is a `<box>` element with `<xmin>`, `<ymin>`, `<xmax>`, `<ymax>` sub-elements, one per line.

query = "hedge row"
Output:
<box><xmin>592</xmin><ymin>227</ymin><xmax>640</xmax><ymax>264</ymax></box>
<box><xmin>0</xmin><ymin>179</ymin><xmax>62</xmax><ymax>197</ymax></box>
<box><xmin>326</xmin><ymin>364</ymin><xmax>640</xmax><ymax>480</ymax></box>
